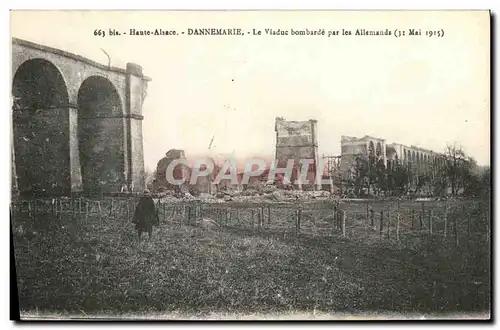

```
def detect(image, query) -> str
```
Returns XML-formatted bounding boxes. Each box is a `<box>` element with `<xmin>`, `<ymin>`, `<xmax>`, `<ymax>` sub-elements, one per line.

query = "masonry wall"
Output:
<box><xmin>339</xmin><ymin>143</ymin><xmax>368</xmax><ymax>180</ymax></box>
<box><xmin>78</xmin><ymin>117</ymin><xmax>125</xmax><ymax>194</ymax></box>
<box><xmin>130</xmin><ymin>118</ymin><xmax>145</xmax><ymax>191</ymax></box>
<box><xmin>11</xmin><ymin>39</ymin><xmax>150</xmax><ymax>196</ymax></box>
<box><xmin>13</xmin><ymin>107</ymin><xmax>72</xmax><ymax>195</ymax></box>
<box><xmin>275</xmin><ymin>118</ymin><xmax>319</xmax><ymax>189</ymax></box>
<box><xmin>126</xmin><ymin>64</ymin><xmax>147</xmax><ymax>192</ymax></box>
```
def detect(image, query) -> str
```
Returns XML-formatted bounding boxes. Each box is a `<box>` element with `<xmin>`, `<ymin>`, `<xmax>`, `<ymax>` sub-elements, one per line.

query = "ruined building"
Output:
<box><xmin>274</xmin><ymin>117</ymin><xmax>322</xmax><ymax>190</ymax></box>
<box><xmin>11</xmin><ymin>38</ymin><xmax>150</xmax><ymax>196</ymax></box>
<box><xmin>153</xmin><ymin>149</ymin><xmax>191</xmax><ymax>193</ymax></box>
<box><xmin>339</xmin><ymin>135</ymin><xmax>447</xmax><ymax>180</ymax></box>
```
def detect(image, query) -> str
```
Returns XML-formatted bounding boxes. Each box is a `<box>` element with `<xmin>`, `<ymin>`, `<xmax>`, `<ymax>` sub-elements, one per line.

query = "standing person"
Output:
<box><xmin>132</xmin><ymin>189</ymin><xmax>159</xmax><ymax>242</ymax></box>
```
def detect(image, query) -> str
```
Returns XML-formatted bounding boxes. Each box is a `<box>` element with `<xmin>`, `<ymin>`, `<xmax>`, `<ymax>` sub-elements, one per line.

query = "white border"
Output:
<box><xmin>2</xmin><ymin>1</ymin><xmax>497</xmax><ymax>329</ymax></box>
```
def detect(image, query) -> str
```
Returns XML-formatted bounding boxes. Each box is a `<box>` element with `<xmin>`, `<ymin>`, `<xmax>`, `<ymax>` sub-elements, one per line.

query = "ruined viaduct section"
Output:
<box><xmin>339</xmin><ymin>135</ymin><xmax>447</xmax><ymax>181</ymax></box>
<box><xmin>11</xmin><ymin>38</ymin><xmax>151</xmax><ymax>196</ymax></box>
<box><xmin>274</xmin><ymin>117</ymin><xmax>320</xmax><ymax>190</ymax></box>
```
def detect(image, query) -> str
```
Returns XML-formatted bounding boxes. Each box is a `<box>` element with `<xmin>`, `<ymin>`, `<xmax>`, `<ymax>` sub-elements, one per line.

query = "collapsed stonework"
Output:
<box><xmin>274</xmin><ymin>117</ymin><xmax>323</xmax><ymax>190</ymax></box>
<box><xmin>153</xmin><ymin>149</ymin><xmax>190</xmax><ymax>193</ymax></box>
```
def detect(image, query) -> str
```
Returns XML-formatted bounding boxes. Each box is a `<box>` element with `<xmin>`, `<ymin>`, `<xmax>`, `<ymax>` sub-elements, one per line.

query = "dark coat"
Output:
<box><xmin>132</xmin><ymin>196</ymin><xmax>159</xmax><ymax>232</ymax></box>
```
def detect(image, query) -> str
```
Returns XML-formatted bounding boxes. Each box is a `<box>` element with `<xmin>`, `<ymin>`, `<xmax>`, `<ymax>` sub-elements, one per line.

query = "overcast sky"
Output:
<box><xmin>11</xmin><ymin>10</ymin><xmax>490</xmax><ymax>170</ymax></box>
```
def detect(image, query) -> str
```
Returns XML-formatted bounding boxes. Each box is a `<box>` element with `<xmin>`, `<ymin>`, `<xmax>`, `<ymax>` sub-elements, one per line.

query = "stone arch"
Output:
<box><xmin>375</xmin><ymin>142</ymin><xmax>384</xmax><ymax>168</ymax></box>
<box><xmin>376</xmin><ymin>142</ymin><xmax>382</xmax><ymax>157</ymax></box>
<box><xmin>12</xmin><ymin>58</ymin><xmax>71</xmax><ymax>196</ymax></box>
<box><xmin>368</xmin><ymin>141</ymin><xmax>375</xmax><ymax>155</ymax></box>
<box><xmin>78</xmin><ymin>76</ymin><xmax>125</xmax><ymax>194</ymax></box>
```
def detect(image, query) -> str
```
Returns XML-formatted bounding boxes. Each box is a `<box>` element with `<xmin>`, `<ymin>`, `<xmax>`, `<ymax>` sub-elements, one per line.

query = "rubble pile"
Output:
<box><xmin>154</xmin><ymin>186</ymin><xmax>337</xmax><ymax>204</ymax></box>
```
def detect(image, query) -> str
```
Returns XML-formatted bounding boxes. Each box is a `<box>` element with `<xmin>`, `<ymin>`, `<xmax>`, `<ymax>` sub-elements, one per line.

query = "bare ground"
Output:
<box><xmin>11</xmin><ymin>202</ymin><xmax>490</xmax><ymax>319</ymax></box>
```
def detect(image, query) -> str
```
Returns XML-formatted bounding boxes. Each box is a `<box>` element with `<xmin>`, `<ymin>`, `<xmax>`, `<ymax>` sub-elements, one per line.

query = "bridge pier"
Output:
<box><xmin>11</xmin><ymin>38</ymin><xmax>150</xmax><ymax>197</ymax></box>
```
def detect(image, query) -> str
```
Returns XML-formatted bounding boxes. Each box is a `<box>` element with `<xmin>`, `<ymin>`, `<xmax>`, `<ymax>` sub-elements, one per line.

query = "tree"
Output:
<box><xmin>387</xmin><ymin>161</ymin><xmax>410</xmax><ymax>196</ymax></box>
<box><xmin>480</xmin><ymin>167</ymin><xmax>491</xmax><ymax>199</ymax></box>
<box><xmin>428</xmin><ymin>164</ymin><xmax>448</xmax><ymax>197</ymax></box>
<box><xmin>438</xmin><ymin>143</ymin><xmax>488</xmax><ymax>197</ymax></box>
<box><xmin>444</xmin><ymin>143</ymin><xmax>469</xmax><ymax>196</ymax></box>
<box><xmin>343</xmin><ymin>154</ymin><xmax>369</xmax><ymax>197</ymax></box>
<box><xmin>374</xmin><ymin>158</ymin><xmax>388</xmax><ymax>196</ymax></box>
<box><xmin>462</xmin><ymin>165</ymin><xmax>490</xmax><ymax>198</ymax></box>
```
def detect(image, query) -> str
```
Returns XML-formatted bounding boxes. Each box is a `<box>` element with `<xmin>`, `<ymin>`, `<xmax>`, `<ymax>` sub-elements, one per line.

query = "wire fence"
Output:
<box><xmin>10</xmin><ymin>197</ymin><xmax>490</xmax><ymax>246</ymax></box>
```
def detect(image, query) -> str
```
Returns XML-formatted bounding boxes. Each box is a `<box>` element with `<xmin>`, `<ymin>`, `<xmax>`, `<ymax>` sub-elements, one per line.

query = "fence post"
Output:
<box><xmin>126</xmin><ymin>200</ymin><xmax>130</xmax><ymax>222</ymax></box>
<box><xmin>454</xmin><ymin>216</ymin><xmax>459</xmax><ymax>247</ymax></box>
<box><xmin>251</xmin><ymin>209</ymin><xmax>255</xmax><ymax>229</ymax></box>
<box><xmin>420</xmin><ymin>202</ymin><xmax>425</xmax><ymax>229</ymax></box>
<box><xmin>379</xmin><ymin>210</ymin><xmax>384</xmax><ymax>237</ymax></box>
<box><xmin>467</xmin><ymin>206</ymin><xmax>471</xmax><ymax>237</ymax></box>
<box><xmin>97</xmin><ymin>201</ymin><xmax>102</xmax><ymax>221</ymax></box>
<box><xmin>162</xmin><ymin>202</ymin><xmax>166</xmax><ymax>223</ymax></box>
<box><xmin>411</xmin><ymin>209</ymin><xmax>415</xmax><ymax>229</ymax></box>
<box><xmin>182</xmin><ymin>205</ymin><xmax>186</xmax><ymax>225</ymax></box>
<box><xmin>28</xmin><ymin>201</ymin><xmax>32</xmax><ymax>219</ymax></box>
<box><xmin>85</xmin><ymin>200</ymin><xmax>89</xmax><ymax>223</ymax></box>
<box><xmin>370</xmin><ymin>209</ymin><xmax>374</xmax><ymax>228</ymax></box>
<box><xmin>109</xmin><ymin>199</ymin><xmax>114</xmax><ymax>217</ymax></box>
<box><xmin>387</xmin><ymin>210</ymin><xmax>391</xmax><ymax>239</ymax></box>
<box><xmin>342</xmin><ymin>211</ymin><xmax>346</xmax><ymax>238</ymax></box>
<box><xmin>443</xmin><ymin>202</ymin><xmax>448</xmax><ymax>240</ymax></box>
<box><xmin>333</xmin><ymin>204</ymin><xmax>337</xmax><ymax>229</ymax></box>
<box><xmin>257</xmin><ymin>208</ymin><xmax>262</xmax><ymax>231</ymax></box>
<box><xmin>366</xmin><ymin>202</ymin><xmax>369</xmax><ymax>223</ymax></box>
<box><xmin>396</xmin><ymin>212</ymin><xmax>400</xmax><ymax>241</ymax></box>
<box><xmin>296</xmin><ymin>207</ymin><xmax>302</xmax><ymax>236</ymax></box>
<box><xmin>429</xmin><ymin>210</ymin><xmax>433</xmax><ymax>236</ymax></box>
<box><xmin>185</xmin><ymin>205</ymin><xmax>190</xmax><ymax>226</ymax></box>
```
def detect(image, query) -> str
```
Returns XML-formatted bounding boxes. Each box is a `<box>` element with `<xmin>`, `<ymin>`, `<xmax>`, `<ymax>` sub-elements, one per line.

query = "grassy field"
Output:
<box><xmin>11</xmin><ymin>199</ymin><xmax>491</xmax><ymax>319</ymax></box>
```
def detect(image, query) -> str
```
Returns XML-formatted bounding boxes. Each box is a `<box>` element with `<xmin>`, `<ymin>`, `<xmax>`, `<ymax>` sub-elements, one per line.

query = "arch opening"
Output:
<box><xmin>12</xmin><ymin>58</ymin><xmax>71</xmax><ymax>196</ymax></box>
<box><xmin>376</xmin><ymin>142</ymin><xmax>382</xmax><ymax>157</ymax></box>
<box><xmin>368</xmin><ymin>141</ymin><xmax>375</xmax><ymax>155</ymax></box>
<box><xmin>78</xmin><ymin>76</ymin><xmax>125</xmax><ymax>195</ymax></box>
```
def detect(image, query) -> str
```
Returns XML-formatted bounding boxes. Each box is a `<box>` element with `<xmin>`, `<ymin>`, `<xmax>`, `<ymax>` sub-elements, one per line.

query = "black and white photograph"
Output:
<box><xmin>9</xmin><ymin>9</ymin><xmax>491</xmax><ymax>320</ymax></box>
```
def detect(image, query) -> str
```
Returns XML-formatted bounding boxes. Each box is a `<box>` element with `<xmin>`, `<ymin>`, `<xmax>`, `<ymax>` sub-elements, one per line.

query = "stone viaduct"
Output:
<box><xmin>11</xmin><ymin>37</ymin><xmax>150</xmax><ymax>196</ymax></box>
<box><xmin>340</xmin><ymin>135</ymin><xmax>447</xmax><ymax>178</ymax></box>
